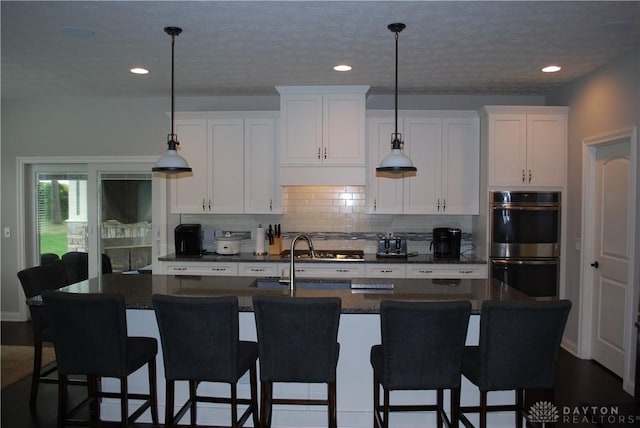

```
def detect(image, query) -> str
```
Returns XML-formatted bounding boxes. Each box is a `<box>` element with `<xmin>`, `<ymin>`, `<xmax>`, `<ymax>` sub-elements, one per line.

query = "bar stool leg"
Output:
<box><xmin>261</xmin><ymin>381</ymin><xmax>273</xmax><ymax>428</ymax></box>
<box><xmin>250</xmin><ymin>365</ymin><xmax>260</xmax><ymax>428</ymax></box>
<box><xmin>515</xmin><ymin>389</ymin><xmax>524</xmax><ymax>428</ymax></box>
<box><xmin>329</xmin><ymin>381</ymin><xmax>337</xmax><ymax>428</ymax></box>
<box><xmin>148</xmin><ymin>358</ymin><xmax>159</xmax><ymax>425</ymax></box>
<box><xmin>120</xmin><ymin>377</ymin><xmax>128</xmax><ymax>428</ymax></box>
<box><xmin>189</xmin><ymin>380</ymin><xmax>197</xmax><ymax>425</ymax></box>
<box><xmin>30</xmin><ymin>340</ymin><xmax>43</xmax><ymax>410</ymax></box>
<box><xmin>479</xmin><ymin>390</ymin><xmax>487</xmax><ymax>428</ymax></box>
<box><xmin>451</xmin><ymin>388</ymin><xmax>461</xmax><ymax>428</ymax></box>
<box><xmin>165</xmin><ymin>380</ymin><xmax>175</xmax><ymax>428</ymax></box>
<box><xmin>57</xmin><ymin>374</ymin><xmax>67</xmax><ymax>428</ymax></box>
<box><xmin>437</xmin><ymin>389</ymin><xmax>444</xmax><ymax>427</ymax></box>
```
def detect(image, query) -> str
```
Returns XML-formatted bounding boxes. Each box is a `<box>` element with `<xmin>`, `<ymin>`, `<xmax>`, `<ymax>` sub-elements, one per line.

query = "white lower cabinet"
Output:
<box><xmin>237</xmin><ymin>263</ymin><xmax>279</xmax><ymax>277</ymax></box>
<box><xmin>406</xmin><ymin>263</ymin><xmax>488</xmax><ymax>279</ymax></box>
<box><xmin>278</xmin><ymin>262</ymin><xmax>366</xmax><ymax>279</ymax></box>
<box><xmin>159</xmin><ymin>261</ymin><xmax>487</xmax><ymax>279</ymax></box>
<box><xmin>365</xmin><ymin>264</ymin><xmax>407</xmax><ymax>278</ymax></box>
<box><xmin>162</xmin><ymin>262</ymin><xmax>238</xmax><ymax>276</ymax></box>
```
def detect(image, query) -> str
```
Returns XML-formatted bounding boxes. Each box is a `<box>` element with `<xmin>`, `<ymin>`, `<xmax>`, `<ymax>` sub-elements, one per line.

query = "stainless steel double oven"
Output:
<box><xmin>490</xmin><ymin>191</ymin><xmax>560</xmax><ymax>298</ymax></box>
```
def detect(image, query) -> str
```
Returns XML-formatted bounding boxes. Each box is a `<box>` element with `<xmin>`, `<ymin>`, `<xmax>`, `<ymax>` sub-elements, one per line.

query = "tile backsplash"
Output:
<box><xmin>181</xmin><ymin>185</ymin><xmax>473</xmax><ymax>254</ymax></box>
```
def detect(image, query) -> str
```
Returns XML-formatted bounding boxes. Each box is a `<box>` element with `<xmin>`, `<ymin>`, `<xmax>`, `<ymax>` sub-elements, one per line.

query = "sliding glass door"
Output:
<box><xmin>99</xmin><ymin>172</ymin><xmax>153</xmax><ymax>273</ymax></box>
<box><xmin>30</xmin><ymin>167</ymin><xmax>88</xmax><ymax>265</ymax></box>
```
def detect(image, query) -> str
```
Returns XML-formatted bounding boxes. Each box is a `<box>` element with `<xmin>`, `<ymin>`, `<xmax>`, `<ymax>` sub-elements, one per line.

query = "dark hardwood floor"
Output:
<box><xmin>2</xmin><ymin>320</ymin><xmax>638</xmax><ymax>427</ymax></box>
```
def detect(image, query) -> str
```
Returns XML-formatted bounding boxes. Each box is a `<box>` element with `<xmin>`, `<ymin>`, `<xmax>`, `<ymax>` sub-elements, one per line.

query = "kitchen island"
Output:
<box><xmin>32</xmin><ymin>274</ymin><xmax>529</xmax><ymax>428</ymax></box>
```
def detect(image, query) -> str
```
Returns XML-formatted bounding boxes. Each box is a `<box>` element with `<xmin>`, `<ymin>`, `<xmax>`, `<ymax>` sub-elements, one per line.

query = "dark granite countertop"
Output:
<box><xmin>158</xmin><ymin>252</ymin><xmax>486</xmax><ymax>264</ymax></box>
<box><xmin>28</xmin><ymin>273</ymin><xmax>528</xmax><ymax>314</ymax></box>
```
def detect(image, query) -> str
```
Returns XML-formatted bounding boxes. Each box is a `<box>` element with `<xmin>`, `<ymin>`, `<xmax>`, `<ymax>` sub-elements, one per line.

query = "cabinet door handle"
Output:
<box><xmin>202</xmin><ymin>198</ymin><xmax>206</xmax><ymax>211</ymax></box>
<box><xmin>418</xmin><ymin>269</ymin><xmax>434</xmax><ymax>274</ymax></box>
<box><xmin>208</xmin><ymin>199</ymin><xmax>212</xmax><ymax>211</ymax></box>
<box><xmin>250</xmin><ymin>268</ymin><xmax>266</xmax><ymax>272</ymax></box>
<box><xmin>528</xmin><ymin>169</ymin><xmax>532</xmax><ymax>183</ymax></box>
<box><xmin>317</xmin><ymin>147</ymin><xmax>321</xmax><ymax>160</ymax></box>
<box><xmin>458</xmin><ymin>270</ymin><xmax>474</xmax><ymax>274</ymax></box>
<box><xmin>324</xmin><ymin>147</ymin><xmax>327</xmax><ymax>159</ymax></box>
<box><xmin>437</xmin><ymin>198</ymin><xmax>440</xmax><ymax>211</ymax></box>
<box><xmin>269</xmin><ymin>199</ymin><xmax>273</xmax><ymax>212</ymax></box>
<box><xmin>522</xmin><ymin>169</ymin><xmax>526</xmax><ymax>183</ymax></box>
<box><xmin>443</xmin><ymin>198</ymin><xmax>446</xmax><ymax>212</ymax></box>
<box><xmin>374</xmin><ymin>199</ymin><xmax>377</xmax><ymax>212</ymax></box>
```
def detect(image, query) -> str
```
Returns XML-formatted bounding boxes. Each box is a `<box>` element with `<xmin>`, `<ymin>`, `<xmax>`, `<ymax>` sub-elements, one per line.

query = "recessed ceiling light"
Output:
<box><xmin>130</xmin><ymin>67</ymin><xmax>150</xmax><ymax>75</ymax></box>
<box><xmin>333</xmin><ymin>64</ymin><xmax>352</xmax><ymax>72</ymax></box>
<box><xmin>542</xmin><ymin>65</ymin><xmax>562</xmax><ymax>73</ymax></box>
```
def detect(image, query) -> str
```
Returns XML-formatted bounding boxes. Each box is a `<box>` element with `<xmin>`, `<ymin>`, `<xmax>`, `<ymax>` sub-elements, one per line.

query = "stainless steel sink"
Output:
<box><xmin>252</xmin><ymin>278</ymin><xmax>352</xmax><ymax>289</ymax></box>
<box><xmin>280</xmin><ymin>249</ymin><xmax>365</xmax><ymax>261</ymax></box>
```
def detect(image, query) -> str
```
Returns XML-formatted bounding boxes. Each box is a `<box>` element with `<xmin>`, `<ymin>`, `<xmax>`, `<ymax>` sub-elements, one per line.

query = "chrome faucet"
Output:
<box><xmin>288</xmin><ymin>233</ymin><xmax>315</xmax><ymax>296</ymax></box>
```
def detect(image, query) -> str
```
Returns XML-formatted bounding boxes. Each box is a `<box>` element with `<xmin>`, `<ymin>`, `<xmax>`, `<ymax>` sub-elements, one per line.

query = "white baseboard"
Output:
<box><xmin>561</xmin><ymin>337</ymin><xmax>579</xmax><ymax>357</ymax></box>
<box><xmin>1</xmin><ymin>311</ymin><xmax>28</xmax><ymax>322</ymax></box>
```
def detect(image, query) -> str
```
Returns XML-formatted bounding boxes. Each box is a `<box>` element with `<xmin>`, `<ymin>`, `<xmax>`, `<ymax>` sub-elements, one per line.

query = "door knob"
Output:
<box><xmin>590</xmin><ymin>261</ymin><xmax>599</xmax><ymax>268</ymax></box>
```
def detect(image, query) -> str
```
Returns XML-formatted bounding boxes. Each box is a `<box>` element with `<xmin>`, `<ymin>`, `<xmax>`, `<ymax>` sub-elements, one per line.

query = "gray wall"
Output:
<box><xmin>546</xmin><ymin>48</ymin><xmax>640</xmax><ymax>346</ymax></box>
<box><xmin>0</xmin><ymin>90</ymin><xmax>545</xmax><ymax>318</ymax></box>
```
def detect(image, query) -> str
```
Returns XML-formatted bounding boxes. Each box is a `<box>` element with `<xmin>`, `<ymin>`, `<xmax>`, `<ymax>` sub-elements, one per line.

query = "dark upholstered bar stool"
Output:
<box><xmin>252</xmin><ymin>295</ymin><xmax>341</xmax><ymax>428</ymax></box>
<box><xmin>17</xmin><ymin>260</ymin><xmax>87</xmax><ymax>410</ymax></box>
<box><xmin>42</xmin><ymin>291</ymin><xmax>158</xmax><ymax>428</ymax></box>
<box><xmin>152</xmin><ymin>295</ymin><xmax>259</xmax><ymax>428</ymax></box>
<box><xmin>370</xmin><ymin>300</ymin><xmax>472</xmax><ymax>428</ymax></box>
<box><xmin>459</xmin><ymin>300</ymin><xmax>571</xmax><ymax>428</ymax></box>
<box><xmin>61</xmin><ymin>251</ymin><xmax>89</xmax><ymax>284</ymax></box>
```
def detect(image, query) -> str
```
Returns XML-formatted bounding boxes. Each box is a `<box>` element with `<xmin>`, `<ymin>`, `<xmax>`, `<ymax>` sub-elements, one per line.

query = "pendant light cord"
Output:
<box><xmin>394</xmin><ymin>29</ymin><xmax>399</xmax><ymax>139</ymax></box>
<box><xmin>171</xmin><ymin>32</ymin><xmax>175</xmax><ymax>139</ymax></box>
<box><xmin>164</xmin><ymin>26</ymin><xmax>182</xmax><ymax>147</ymax></box>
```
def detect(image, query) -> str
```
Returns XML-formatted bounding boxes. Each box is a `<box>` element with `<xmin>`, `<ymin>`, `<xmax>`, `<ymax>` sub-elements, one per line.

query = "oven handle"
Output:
<box><xmin>492</xmin><ymin>205</ymin><xmax>559</xmax><ymax>211</ymax></box>
<box><xmin>492</xmin><ymin>258</ymin><xmax>558</xmax><ymax>265</ymax></box>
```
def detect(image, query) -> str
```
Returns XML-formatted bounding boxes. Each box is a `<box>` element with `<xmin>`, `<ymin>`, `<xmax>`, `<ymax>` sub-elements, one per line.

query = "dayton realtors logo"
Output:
<box><xmin>528</xmin><ymin>401</ymin><xmax>559</xmax><ymax>426</ymax></box>
<box><xmin>528</xmin><ymin>401</ymin><xmax>640</xmax><ymax>425</ymax></box>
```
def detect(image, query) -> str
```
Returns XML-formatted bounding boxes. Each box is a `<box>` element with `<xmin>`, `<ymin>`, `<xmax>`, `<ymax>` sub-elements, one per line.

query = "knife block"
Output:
<box><xmin>269</xmin><ymin>237</ymin><xmax>282</xmax><ymax>256</ymax></box>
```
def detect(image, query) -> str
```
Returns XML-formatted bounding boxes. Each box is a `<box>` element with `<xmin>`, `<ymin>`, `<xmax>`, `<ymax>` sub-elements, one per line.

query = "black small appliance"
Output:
<box><xmin>174</xmin><ymin>224</ymin><xmax>202</xmax><ymax>256</ymax></box>
<box><xmin>431</xmin><ymin>227</ymin><xmax>461</xmax><ymax>259</ymax></box>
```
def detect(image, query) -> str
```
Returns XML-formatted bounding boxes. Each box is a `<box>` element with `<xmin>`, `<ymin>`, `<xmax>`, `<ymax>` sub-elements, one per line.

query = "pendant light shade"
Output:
<box><xmin>153</xmin><ymin>26</ymin><xmax>192</xmax><ymax>174</ymax></box>
<box><xmin>376</xmin><ymin>23</ymin><xmax>416</xmax><ymax>174</ymax></box>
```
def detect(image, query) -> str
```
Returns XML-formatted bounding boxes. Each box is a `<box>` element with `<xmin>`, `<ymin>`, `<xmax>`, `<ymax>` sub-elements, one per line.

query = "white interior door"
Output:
<box><xmin>591</xmin><ymin>140</ymin><xmax>631</xmax><ymax>377</ymax></box>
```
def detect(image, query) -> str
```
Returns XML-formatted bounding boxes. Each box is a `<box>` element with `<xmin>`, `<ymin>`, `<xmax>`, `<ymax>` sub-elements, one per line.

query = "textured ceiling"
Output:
<box><xmin>1</xmin><ymin>1</ymin><xmax>639</xmax><ymax>99</ymax></box>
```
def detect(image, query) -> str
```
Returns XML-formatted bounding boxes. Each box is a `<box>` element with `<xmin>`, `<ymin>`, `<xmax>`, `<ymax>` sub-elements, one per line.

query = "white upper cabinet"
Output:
<box><xmin>207</xmin><ymin>118</ymin><xmax>245</xmax><ymax>213</ymax></box>
<box><xmin>367</xmin><ymin>111</ymin><xmax>480</xmax><ymax>215</ymax></box>
<box><xmin>244</xmin><ymin>118</ymin><xmax>279</xmax><ymax>214</ymax></box>
<box><xmin>170</xmin><ymin>119</ymin><xmax>209</xmax><ymax>213</ymax></box>
<box><xmin>277</xmin><ymin>86</ymin><xmax>369</xmax><ymax>185</ymax></box>
<box><xmin>170</xmin><ymin>112</ymin><xmax>279</xmax><ymax>214</ymax></box>
<box><xmin>481</xmin><ymin>106</ymin><xmax>568</xmax><ymax>188</ymax></box>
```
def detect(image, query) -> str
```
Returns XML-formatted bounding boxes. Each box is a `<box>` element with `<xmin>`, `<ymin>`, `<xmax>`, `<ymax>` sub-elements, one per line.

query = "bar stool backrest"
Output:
<box><xmin>152</xmin><ymin>294</ymin><xmax>241</xmax><ymax>382</ymax></box>
<box><xmin>380</xmin><ymin>300</ymin><xmax>472</xmax><ymax>390</ymax></box>
<box><xmin>253</xmin><ymin>296</ymin><xmax>341</xmax><ymax>383</ymax></box>
<box><xmin>477</xmin><ymin>300</ymin><xmax>571</xmax><ymax>391</ymax></box>
<box><xmin>42</xmin><ymin>291</ymin><xmax>129</xmax><ymax>378</ymax></box>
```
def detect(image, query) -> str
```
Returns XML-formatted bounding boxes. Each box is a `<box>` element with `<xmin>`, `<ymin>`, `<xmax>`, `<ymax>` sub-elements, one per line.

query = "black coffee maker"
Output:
<box><xmin>174</xmin><ymin>224</ymin><xmax>202</xmax><ymax>256</ymax></box>
<box><xmin>431</xmin><ymin>227</ymin><xmax>461</xmax><ymax>259</ymax></box>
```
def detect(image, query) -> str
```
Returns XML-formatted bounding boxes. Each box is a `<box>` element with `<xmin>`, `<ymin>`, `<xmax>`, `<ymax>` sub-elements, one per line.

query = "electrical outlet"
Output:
<box><xmin>3</xmin><ymin>227</ymin><xmax>10</xmax><ymax>238</ymax></box>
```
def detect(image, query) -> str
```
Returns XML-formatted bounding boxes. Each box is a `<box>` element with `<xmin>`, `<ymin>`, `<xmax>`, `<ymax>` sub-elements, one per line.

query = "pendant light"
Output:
<box><xmin>376</xmin><ymin>23</ymin><xmax>417</xmax><ymax>174</ymax></box>
<box><xmin>153</xmin><ymin>26</ymin><xmax>192</xmax><ymax>173</ymax></box>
